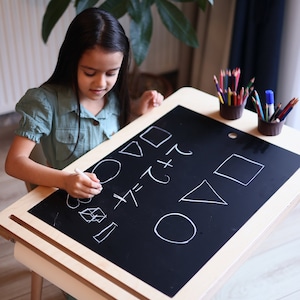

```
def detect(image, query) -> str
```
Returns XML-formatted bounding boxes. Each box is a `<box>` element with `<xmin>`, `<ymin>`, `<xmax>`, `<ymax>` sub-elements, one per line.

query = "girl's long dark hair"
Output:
<box><xmin>44</xmin><ymin>8</ymin><xmax>130</xmax><ymax>161</ymax></box>
<box><xmin>46</xmin><ymin>8</ymin><xmax>131</xmax><ymax>127</ymax></box>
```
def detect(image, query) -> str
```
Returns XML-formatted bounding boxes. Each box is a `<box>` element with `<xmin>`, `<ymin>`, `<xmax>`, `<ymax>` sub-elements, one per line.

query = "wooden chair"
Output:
<box><xmin>25</xmin><ymin>144</ymin><xmax>47</xmax><ymax>300</ymax></box>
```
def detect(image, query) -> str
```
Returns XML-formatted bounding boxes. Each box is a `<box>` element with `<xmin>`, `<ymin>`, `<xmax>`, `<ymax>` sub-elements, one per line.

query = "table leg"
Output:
<box><xmin>31</xmin><ymin>271</ymin><xmax>43</xmax><ymax>300</ymax></box>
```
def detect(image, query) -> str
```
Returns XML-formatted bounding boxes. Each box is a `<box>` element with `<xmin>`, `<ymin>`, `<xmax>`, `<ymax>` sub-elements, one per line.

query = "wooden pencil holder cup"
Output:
<box><xmin>257</xmin><ymin>118</ymin><xmax>284</xmax><ymax>136</ymax></box>
<box><xmin>219</xmin><ymin>103</ymin><xmax>244</xmax><ymax>120</ymax></box>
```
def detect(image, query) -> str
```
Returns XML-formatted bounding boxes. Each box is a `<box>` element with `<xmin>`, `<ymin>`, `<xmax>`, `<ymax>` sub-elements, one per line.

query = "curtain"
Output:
<box><xmin>178</xmin><ymin>0</ymin><xmax>236</xmax><ymax>96</ymax></box>
<box><xmin>177</xmin><ymin>0</ymin><xmax>300</xmax><ymax>129</ymax></box>
<box><xmin>228</xmin><ymin>0</ymin><xmax>285</xmax><ymax>110</ymax></box>
<box><xmin>276</xmin><ymin>0</ymin><xmax>300</xmax><ymax>130</ymax></box>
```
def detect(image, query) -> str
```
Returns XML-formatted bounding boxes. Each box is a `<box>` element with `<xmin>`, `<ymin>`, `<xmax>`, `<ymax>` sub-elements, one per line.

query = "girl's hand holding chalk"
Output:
<box><xmin>73</xmin><ymin>168</ymin><xmax>103</xmax><ymax>198</ymax></box>
<box><xmin>74</xmin><ymin>168</ymin><xmax>92</xmax><ymax>181</ymax></box>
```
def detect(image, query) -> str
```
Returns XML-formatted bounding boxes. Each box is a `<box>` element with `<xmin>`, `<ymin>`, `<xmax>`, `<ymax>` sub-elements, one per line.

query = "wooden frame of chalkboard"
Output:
<box><xmin>1</xmin><ymin>87</ymin><xmax>300</xmax><ymax>300</ymax></box>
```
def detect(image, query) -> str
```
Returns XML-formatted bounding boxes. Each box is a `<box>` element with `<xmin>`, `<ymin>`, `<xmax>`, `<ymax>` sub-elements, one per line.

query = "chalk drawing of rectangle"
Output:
<box><xmin>213</xmin><ymin>154</ymin><xmax>264</xmax><ymax>186</ymax></box>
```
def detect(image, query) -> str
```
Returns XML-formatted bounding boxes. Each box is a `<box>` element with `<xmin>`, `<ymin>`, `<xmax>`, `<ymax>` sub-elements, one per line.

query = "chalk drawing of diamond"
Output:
<box><xmin>140</xmin><ymin>126</ymin><xmax>172</xmax><ymax>148</ymax></box>
<box><xmin>213</xmin><ymin>154</ymin><xmax>264</xmax><ymax>186</ymax></box>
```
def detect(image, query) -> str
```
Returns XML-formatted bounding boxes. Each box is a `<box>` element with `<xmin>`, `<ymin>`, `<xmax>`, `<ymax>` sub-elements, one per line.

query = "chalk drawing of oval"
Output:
<box><xmin>154</xmin><ymin>212</ymin><xmax>197</xmax><ymax>244</ymax></box>
<box><xmin>91</xmin><ymin>159</ymin><xmax>121</xmax><ymax>184</ymax></box>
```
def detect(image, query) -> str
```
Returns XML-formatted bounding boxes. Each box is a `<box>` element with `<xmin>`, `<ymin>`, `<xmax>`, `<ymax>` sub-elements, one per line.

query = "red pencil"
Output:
<box><xmin>232</xmin><ymin>91</ymin><xmax>237</xmax><ymax>106</ymax></box>
<box><xmin>219</xmin><ymin>70</ymin><xmax>224</xmax><ymax>91</ymax></box>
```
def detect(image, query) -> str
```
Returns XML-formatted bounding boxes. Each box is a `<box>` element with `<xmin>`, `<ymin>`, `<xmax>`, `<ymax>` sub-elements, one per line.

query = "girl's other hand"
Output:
<box><xmin>130</xmin><ymin>90</ymin><xmax>164</xmax><ymax>121</ymax></box>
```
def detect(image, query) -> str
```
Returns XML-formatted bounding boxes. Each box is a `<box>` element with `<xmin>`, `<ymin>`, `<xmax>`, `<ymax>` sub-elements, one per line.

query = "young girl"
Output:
<box><xmin>5</xmin><ymin>8</ymin><xmax>163</xmax><ymax>200</ymax></box>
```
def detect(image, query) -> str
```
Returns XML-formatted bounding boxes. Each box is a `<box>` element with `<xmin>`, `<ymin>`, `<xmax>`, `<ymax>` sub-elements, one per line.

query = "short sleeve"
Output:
<box><xmin>15</xmin><ymin>88</ymin><xmax>54</xmax><ymax>143</ymax></box>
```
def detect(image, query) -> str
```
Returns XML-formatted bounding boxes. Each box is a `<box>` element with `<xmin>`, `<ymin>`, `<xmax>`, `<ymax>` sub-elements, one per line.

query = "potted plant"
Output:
<box><xmin>42</xmin><ymin>0</ymin><xmax>213</xmax><ymax>98</ymax></box>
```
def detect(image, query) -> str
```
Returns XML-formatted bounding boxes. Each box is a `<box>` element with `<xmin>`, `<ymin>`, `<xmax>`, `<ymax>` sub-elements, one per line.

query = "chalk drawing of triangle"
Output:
<box><xmin>179</xmin><ymin>179</ymin><xmax>228</xmax><ymax>205</ymax></box>
<box><xmin>119</xmin><ymin>141</ymin><xmax>143</xmax><ymax>157</ymax></box>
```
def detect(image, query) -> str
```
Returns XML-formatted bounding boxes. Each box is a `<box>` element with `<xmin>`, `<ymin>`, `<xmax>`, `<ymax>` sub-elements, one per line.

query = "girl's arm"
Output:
<box><xmin>5</xmin><ymin>135</ymin><xmax>102</xmax><ymax>198</ymax></box>
<box><xmin>129</xmin><ymin>90</ymin><xmax>164</xmax><ymax>122</ymax></box>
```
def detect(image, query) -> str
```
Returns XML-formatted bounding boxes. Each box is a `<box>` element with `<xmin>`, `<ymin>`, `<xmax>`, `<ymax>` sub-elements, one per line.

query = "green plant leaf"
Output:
<box><xmin>129</xmin><ymin>0</ymin><xmax>155</xmax><ymax>20</ymax></box>
<box><xmin>129</xmin><ymin>1</ymin><xmax>153</xmax><ymax>65</ymax></box>
<box><xmin>75</xmin><ymin>0</ymin><xmax>100</xmax><ymax>14</ymax></box>
<box><xmin>194</xmin><ymin>0</ymin><xmax>213</xmax><ymax>10</ymax></box>
<box><xmin>127</xmin><ymin>0</ymin><xmax>141</xmax><ymax>22</ymax></box>
<box><xmin>99</xmin><ymin>0</ymin><xmax>129</xmax><ymax>19</ymax></box>
<box><xmin>42</xmin><ymin>0</ymin><xmax>72</xmax><ymax>43</ymax></box>
<box><xmin>170</xmin><ymin>0</ymin><xmax>196</xmax><ymax>2</ymax></box>
<box><xmin>155</xmin><ymin>0</ymin><xmax>199</xmax><ymax>48</ymax></box>
<box><xmin>170</xmin><ymin>0</ymin><xmax>213</xmax><ymax>10</ymax></box>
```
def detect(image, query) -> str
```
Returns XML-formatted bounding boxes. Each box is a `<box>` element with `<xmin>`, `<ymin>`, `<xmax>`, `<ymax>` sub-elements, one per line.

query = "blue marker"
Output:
<box><xmin>265</xmin><ymin>90</ymin><xmax>275</xmax><ymax>122</ymax></box>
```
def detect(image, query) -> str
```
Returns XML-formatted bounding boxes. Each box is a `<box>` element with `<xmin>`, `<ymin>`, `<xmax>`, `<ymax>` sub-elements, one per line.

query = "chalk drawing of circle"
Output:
<box><xmin>154</xmin><ymin>212</ymin><xmax>197</xmax><ymax>244</ymax></box>
<box><xmin>92</xmin><ymin>159</ymin><xmax>121</xmax><ymax>184</ymax></box>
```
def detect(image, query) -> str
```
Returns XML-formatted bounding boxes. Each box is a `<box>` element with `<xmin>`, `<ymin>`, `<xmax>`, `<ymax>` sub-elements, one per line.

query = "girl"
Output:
<box><xmin>5</xmin><ymin>8</ymin><xmax>163</xmax><ymax>199</ymax></box>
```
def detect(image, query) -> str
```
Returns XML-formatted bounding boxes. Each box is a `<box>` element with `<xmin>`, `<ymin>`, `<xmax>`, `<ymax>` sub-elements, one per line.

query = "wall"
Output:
<box><xmin>0</xmin><ymin>0</ymin><xmax>74</xmax><ymax>114</ymax></box>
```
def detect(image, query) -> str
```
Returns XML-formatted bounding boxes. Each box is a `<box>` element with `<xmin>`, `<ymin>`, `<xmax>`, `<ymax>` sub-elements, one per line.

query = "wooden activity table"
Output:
<box><xmin>1</xmin><ymin>87</ymin><xmax>300</xmax><ymax>299</ymax></box>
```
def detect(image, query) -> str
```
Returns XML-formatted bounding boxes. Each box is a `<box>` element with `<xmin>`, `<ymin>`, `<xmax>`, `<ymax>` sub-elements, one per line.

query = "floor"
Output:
<box><xmin>0</xmin><ymin>112</ymin><xmax>300</xmax><ymax>300</ymax></box>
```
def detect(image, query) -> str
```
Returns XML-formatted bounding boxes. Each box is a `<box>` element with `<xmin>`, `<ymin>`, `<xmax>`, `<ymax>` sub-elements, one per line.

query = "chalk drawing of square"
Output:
<box><xmin>140</xmin><ymin>126</ymin><xmax>172</xmax><ymax>148</ymax></box>
<box><xmin>79</xmin><ymin>207</ymin><xmax>107</xmax><ymax>223</ymax></box>
<box><xmin>213</xmin><ymin>154</ymin><xmax>264</xmax><ymax>186</ymax></box>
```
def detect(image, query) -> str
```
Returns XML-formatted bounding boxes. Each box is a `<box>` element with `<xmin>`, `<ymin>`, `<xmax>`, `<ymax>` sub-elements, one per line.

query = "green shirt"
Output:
<box><xmin>15</xmin><ymin>84</ymin><xmax>120</xmax><ymax>170</ymax></box>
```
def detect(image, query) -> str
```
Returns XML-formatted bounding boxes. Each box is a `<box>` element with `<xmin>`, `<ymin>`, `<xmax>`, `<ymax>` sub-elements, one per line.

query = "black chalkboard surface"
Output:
<box><xmin>29</xmin><ymin>105</ymin><xmax>300</xmax><ymax>297</ymax></box>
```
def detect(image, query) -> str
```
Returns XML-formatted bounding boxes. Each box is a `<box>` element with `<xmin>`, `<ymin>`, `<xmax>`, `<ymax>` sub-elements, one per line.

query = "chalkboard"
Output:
<box><xmin>29</xmin><ymin>105</ymin><xmax>300</xmax><ymax>297</ymax></box>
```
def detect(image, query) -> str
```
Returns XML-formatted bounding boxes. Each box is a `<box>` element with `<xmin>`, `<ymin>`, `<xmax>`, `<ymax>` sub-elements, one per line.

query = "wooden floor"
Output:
<box><xmin>0</xmin><ymin>113</ymin><xmax>300</xmax><ymax>300</ymax></box>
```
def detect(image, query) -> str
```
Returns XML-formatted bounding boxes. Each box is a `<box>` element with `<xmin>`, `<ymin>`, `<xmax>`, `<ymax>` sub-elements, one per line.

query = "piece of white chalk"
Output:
<box><xmin>74</xmin><ymin>168</ymin><xmax>91</xmax><ymax>181</ymax></box>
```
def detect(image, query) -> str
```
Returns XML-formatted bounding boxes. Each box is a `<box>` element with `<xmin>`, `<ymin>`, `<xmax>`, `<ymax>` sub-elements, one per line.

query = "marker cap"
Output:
<box><xmin>265</xmin><ymin>90</ymin><xmax>274</xmax><ymax>104</ymax></box>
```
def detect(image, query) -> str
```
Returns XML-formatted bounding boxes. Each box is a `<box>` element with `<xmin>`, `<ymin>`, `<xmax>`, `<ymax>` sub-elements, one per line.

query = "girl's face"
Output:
<box><xmin>77</xmin><ymin>46</ymin><xmax>123</xmax><ymax>102</ymax></box>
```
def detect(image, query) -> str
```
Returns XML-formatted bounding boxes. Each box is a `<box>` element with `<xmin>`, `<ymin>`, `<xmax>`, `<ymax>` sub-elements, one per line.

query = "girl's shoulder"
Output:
<box><xmin>22</xmin><ymin>84</ymin><xmax>68</xmax><ymax>103</ymax></box>
<box><xmin>19</xmin><ymin>84</ymin><xmax>74</xmax><ymax>111</ymax></box>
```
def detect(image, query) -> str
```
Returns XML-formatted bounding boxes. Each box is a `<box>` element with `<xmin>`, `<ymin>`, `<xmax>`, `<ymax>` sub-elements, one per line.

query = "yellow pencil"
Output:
<box><xmin>217</xmin><ymin>91</ymin><xmax>224</xmax><ymax>104</ymax></box>
<box><xmin>228</xmin><ymin>87</ymin><xmax>231</xmax><ymax>106</ymax></box>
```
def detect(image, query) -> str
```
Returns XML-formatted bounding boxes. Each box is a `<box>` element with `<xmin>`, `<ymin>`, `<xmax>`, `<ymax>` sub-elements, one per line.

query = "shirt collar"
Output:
<box><xmin>45</xmin><ymin>84</ymin><xmax>120</xmax><ymax>118</ymax></box>
<box><xmin>97</xmin><ymin>92</ymin><xmax>120</xmax><ymax>119</ymax></box>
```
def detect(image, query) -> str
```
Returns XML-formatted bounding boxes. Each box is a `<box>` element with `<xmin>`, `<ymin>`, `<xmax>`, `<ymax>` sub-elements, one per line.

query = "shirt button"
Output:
<box><xmin>93</xmin><ymin>120</ymin><xmax>99</xmax><ymax>126</ymax></box>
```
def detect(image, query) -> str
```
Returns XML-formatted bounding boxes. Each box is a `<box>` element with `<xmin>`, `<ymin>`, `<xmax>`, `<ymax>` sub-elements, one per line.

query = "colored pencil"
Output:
<box><xmin>269</xmin><ymin>103</ymin><xmax>282</xmax><ymax>122</ymax></box>
<box><xmin>213</xmin><ymin>68</ymin><xmax>255</xmax><ymax>107</ymax></box>
<box><xmin>254</xmin><ymin>90</ymin><xmax>265</xmax><ymax>121</ymax></box>
<box><xmin>277</xmin><ymin>98</ymin><xmax>299</xmax><ymax>120</ymax></box>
